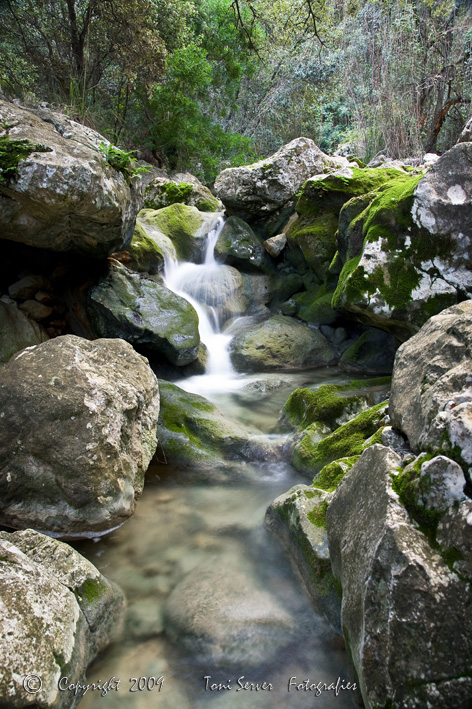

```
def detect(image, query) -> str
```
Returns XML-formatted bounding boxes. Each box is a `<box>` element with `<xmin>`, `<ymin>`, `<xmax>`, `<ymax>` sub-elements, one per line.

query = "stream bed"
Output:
<box><xmin>76</xmin><ymin>369</ymin><xmax>361</xmax><ymax>709</ymax></box>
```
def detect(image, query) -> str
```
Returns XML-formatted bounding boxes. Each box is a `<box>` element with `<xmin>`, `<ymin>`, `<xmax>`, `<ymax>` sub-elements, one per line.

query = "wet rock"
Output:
<box><xmin>0</xmin><ymin>298</ymin><xmax>48</xmax><ymax>363</ymax></box>
<box><xmin>389</xmin><ymin>301</ymin><xmax>472</xmax><ymax>479</ymax></box>
<box><xmin>0</xmin><ymin>99</ymin><xmax>142</xmax><ymax>258</ymax></box>
<box><xmin>327</xmin><ymin>444</ymin><xmax>472</xmax><ymax>709</ymax></box>
<box><xmin>163</xmin><ymin>560</ymin><xmax>295</xmax><ymax>668</ymax></box>
<box><xmin>0</xmin><ymin>335</ymin><xmax>159</xmax><ymax>537</ymax></box>
<box><xmin>144</xmin><ymin>173</ymin><xmax>222</xmax><ymax>212</ymax></box>
<box><xmin>229</xmin><ymin>314</ymin><xmax>337</xmax><ymax>372</ymax></box>
<box><xmin>88</xmin><ymin>260</ymin><xmax>200</xmax><ymax>366</ymax></box>
<box><xmin>111</xmin><ymin>222</ymin><xmax>164</xmax><ymax>275</ymax></box>
<box><xmin>215</xmin><ymin>216</ymin><xmax>272</xmax><ymax>273</ymax></box>
<box><xmin>339</xmin><ymin>328</ymin><xmax>397</xmax><ymax>375</ymax></box>
<box><xmin>0</xmin><ymin>529</ymin><xmax>125</xmax><ymax>709</ymax></box>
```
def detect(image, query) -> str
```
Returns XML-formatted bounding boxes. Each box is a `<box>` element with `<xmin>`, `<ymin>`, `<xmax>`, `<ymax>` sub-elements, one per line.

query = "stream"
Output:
<box><xmin>75</xmin><ymin>219</ymin><xmax>361</xmax><ymax>709</ymax></box>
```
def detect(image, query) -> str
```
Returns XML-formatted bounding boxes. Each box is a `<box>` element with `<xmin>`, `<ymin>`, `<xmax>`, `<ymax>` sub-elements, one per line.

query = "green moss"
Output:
<box><xmin>285</xmin><ymin>383</ymin><xmax>364</xmax><ymax>430</ymax></box>
<box><xmin>77</xmin><ymin>577</ymin><xmax>108</xmax><ymax>605</ymax></box>
<box><xmin>195</xmin><ymin>197</ymin><xmax>219</xmax><ymax>212</ymax></box>
<box><xmin>391</xmin><ymin>453</ymin><xmax>441</xmax><ymax>540</ymax></box>
<box><xmin>331</xmin><ymin>255</ymin><xmax>362</xmax><ymax>307</ymax></box>
<box><xmin>287</xmin><ymin>212</ymin><xmax>339</xmax><ymax>278</ymax></box>
<box><xmin>140</xmin><ymin>203</ymin><xmax>208</xmax><ymax>261</ymax></box>
<box><xmin>314</xmin><ymin>455</ymin><xmax>360</xmax><ymax>492</ymax></box>
<box><xmin>113</xmin><ymin>222</ymin><xmax>164</xmax><ymax>274</ymax></box>
<box><xmin>0</xmin><ymin>134</ymin><xmax>52</xmax><ymax>184</ymax></box>
<box><xmin>307</xmin><ymin>499</ymin><xmax>330</xmax><ymax>529</ymax></box>
<box><xmin>293</xmin><ymin>400</ymin><xmax>388</xmax><ymax>474</ymax></box>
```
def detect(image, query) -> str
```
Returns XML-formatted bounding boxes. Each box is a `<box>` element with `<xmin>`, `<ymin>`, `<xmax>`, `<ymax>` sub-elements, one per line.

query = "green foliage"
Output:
<box><xmin>0</xmin><ymin>130</ymin><xmax>52</xmax><ymax>184</ymax></box>
<box><xmin>98</xmin><ymin>142</ymin><xmax>148</xmax><ymax>180</ymax></box>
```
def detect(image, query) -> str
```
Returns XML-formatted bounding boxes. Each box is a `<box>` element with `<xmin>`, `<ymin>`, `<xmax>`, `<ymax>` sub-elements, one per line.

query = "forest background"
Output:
<box><xmin>1</xmin><ymin>0</ymin><xmax>471</xmax><ymax>183</ymax></box>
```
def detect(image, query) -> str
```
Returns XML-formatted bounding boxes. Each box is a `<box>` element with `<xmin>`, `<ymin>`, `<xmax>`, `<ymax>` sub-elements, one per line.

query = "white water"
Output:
<box><xmin>163</xmin><ymin>216</ymin><xmax>246</xmax><ymax>395</ymax></box>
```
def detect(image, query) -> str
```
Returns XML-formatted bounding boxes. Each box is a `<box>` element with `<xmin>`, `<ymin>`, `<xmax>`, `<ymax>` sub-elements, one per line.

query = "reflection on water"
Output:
<box><xmin>75</xmin><ymin>370</ymin><xmax>361</xmax><ymax>709</ymax></box>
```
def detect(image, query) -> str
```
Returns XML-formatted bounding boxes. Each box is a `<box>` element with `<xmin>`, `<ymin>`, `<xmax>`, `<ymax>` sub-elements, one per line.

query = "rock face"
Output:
<box><xmin>0</xmin><ymin>99</ymin><xmax>142</xmax><ymax>258</ymax></box>
<box><xmin>390</xmin><ymin>301</ymin><xmax>472</xmax><ymax>477</ymax></box>
<box><xmin>163</xmin><ymin>560</ymin><xmax>294</xmax><ymax>667</ymax></box>
<box><xmin>214</xmin><ymin>137</ymin><xmax>348</xmax><ymax>224</ymax></box>
<box><xmin>229</xmin><ymin>314</ymin><xmax>336</xmax><ymax>371</ymax></box>
<box><xmin>0</xmin><ymin>335</ymin><xmax>159</xmax><ymax>537</ymax></box>
<box><xmin>143</xmin><ymin>173</ymin><xmax>222</xmax><ymax>212</ymax></box>
<box><xmin>327</xmin><ymin>445</ymin><xmax>472</xmax><ymax>709</ymax></box>
<box><xmin>0</xmin><ymin>529</ymin><xmax>125</xmax><ymax>709</ymax></box>
<box><xmin>88</xmin><ymin>260</ymin><xmax>200</xmax><ymax>366</ymax></box>
<box><xmin>0</xmin><ymin>297</ymin><xmax>49</xmax><ymax>363</ymax></box>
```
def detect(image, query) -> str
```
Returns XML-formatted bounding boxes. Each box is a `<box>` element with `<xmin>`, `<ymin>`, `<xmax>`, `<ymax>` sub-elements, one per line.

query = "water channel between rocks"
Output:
<box><xmin>75</xmin><ymin>218</ymin><xmax>362</xmax><ymax>709</ymax></box>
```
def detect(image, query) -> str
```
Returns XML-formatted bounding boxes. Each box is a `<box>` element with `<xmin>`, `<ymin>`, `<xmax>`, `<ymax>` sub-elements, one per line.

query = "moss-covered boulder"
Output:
<box><xmin>229</xmin><ymin>314</ymin><xmax>337</xmax><ymax>372</ymax></box>
<box><xmin>0</xmin><ymin>530</ymin><xmax>125</xmax><ymax>709</ymax></box>
<box><xmin>283</xmin><ymin>377</ymin><xmax>391</xmax><ymax>431</ymax></box>
<box><xmin>138</xmin><ymin>204</ymin><xmax>221</xmax><ymax>262</ymax></box>
<box><xmin>265</xmin><ymin>485</ymin><xmax>340</xmax><ymax>627</ymax></box>
<box><xmin>282</xmin><ymin>283</ymin><xmax>338</xmax><ymax>326</ymax></box>
<box><xmin>111</xmin><ymin>222</ymin><xmax>164</xmax><ymax>275</ymax></box>
<box><xmin>214</xmin><ymin>216</ymin><xmax>273</xmax><ymax>273</ymax></box>
<box><xmin>292</xmin><ymin>400</ymin><xmax>389</xmax><ymax>476</ymax></box>
<box><xmin>332</xmin><ymin>170</ymin><xmax>462</xmax><ymax>340</ymax></box>
<box><xmin>88</xmin><ymin>260</ymin><xmax>200</xmax><ymax>366</ymax></box>
<box><xmin>339</xmin><ymin>328</ymin><xmax>397</xmax><ymax>374</ymax></box>
<box><xmin>144</xmin><ymin>174</ymin><xmax>221</xmax><ymax>212</ymax></box>
<box><xmin>155</xmin><ymin>380</ymin><xmax>280</xmax><ymax>468</ymax></box>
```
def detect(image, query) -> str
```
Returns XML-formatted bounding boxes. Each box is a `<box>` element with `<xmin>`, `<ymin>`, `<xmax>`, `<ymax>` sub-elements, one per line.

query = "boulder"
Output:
<box><xmin>214</xmin><ymin>216</ymin><xmax>273</xmax><ymax>273</ymax></box>
<box><xmin>263</xmin><ymin>233</ymin><xmax>287</xmax><ymax>258</ymax></box>
<box><xmin>229</xmin><ymin>314</ymin><xmax>337</xmax><ymax>372</ymax></box>
<box><xmin>0</xmin><ymin>335</ymin><xmax>159</xmax><ymax>537</ymax></box>
<box><xmin>87</xmin><ymin>260</ymin><xmax>200</xmax><ymax>366</ymax></box>
<box><xmin>138</xmin><ymin>204</ymin><xmax>221</xmax><ymax>262</ymax></box>
<box><xmin>327</xmin><ymin>444</ymin><xmax>472</xmax><ymax>708</ymax></box>
<box><xmin>163</xmin><ymin>559</ymin><xmax>294</xmax><ymax>668</ymax></box>
<box><xmin>155</xmin><ymin>380</ymin><xmax>280</xmax><ymax>468</ymax></box>
<box><xmin>0</xmin><ymin>99</ymin><xmax>142</xmax><ymax>258</ymax></box>
<box><xmin>333</xmin><ymin>146</ymin><xmax>472</xmax><ymax>340</ymax></box>
<box><xmin>389</xmin><ymin>301</ymin><xmax>472</xmax><ymax>479</ymax></box>
<box><xmin>0</xmin><ymin>529</ymin><xmax>125</xmax><ymax>709</ymax></box>
<box><xmin>214</xmin><ymin>137</ymin><xmax>348</xmax><ymax>226</ymax></box>
<box><xmin>111</xmin><ymin>222</ymin><xmax>164</xmax><ymax>275</ymax></box>
<box><xmin>0</xmin><ymin>297</ymin><xmax>48</xmax><ymax>363</ymax></box>
<box><xmin>144</xmin><ymin>173</ymin><xmax>222</xmax><ymax>212</ymax></box>
<box><xmin>339</xmin><ymin>328</ymin><xmax>397</xmax><ymax>375</ymax></box>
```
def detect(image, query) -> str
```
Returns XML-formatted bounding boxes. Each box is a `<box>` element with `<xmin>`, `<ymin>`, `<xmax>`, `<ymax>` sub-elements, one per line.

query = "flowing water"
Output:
<box><xmin>75</xmin><ymin>221</ymin><xmax>361</xmax><ymax>709</ymax></box>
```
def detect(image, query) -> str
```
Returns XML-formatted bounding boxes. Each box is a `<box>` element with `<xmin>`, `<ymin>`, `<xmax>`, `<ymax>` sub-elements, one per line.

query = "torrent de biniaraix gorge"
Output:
<box><xmin>0</xmin><ymin>97</ymin><xmax>471</xmax><ymax>709</ymax></box>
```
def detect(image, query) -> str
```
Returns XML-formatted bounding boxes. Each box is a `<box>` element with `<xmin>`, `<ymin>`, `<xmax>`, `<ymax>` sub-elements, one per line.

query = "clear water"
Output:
<box><xmin>75</xmin><ymin>225</ymin><xmax>361</xmax><ymax>708</ymax></box>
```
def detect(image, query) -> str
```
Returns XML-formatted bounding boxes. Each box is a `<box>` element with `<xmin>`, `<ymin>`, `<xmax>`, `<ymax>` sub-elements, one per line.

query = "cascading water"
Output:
<box><xmin>163</xmin><ymin>215</ymin><xmax>245</xmax><ymax>394</ymax></box>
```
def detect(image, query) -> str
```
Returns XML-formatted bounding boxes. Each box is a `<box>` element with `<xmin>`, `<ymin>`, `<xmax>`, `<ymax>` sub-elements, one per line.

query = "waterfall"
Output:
<box><xmin>163</xmin><ymin>216</ymin><xmax>244</xmax><ymax>394</ymax></box>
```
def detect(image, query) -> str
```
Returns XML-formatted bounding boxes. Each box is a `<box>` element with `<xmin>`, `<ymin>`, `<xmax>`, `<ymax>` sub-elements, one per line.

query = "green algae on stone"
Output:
<box><xmin>112</xmin><ymin>222</ymin><xmax>164</xmax><ymax>275</ymax></box>
<box><xmin>292</xmin><ymin>400</ymin><xmax>388</xmax><ymax>475</ymax></box>
<box><xmin>0</xmin><ymin>134</ymin><xmax>52</xmax><ymax>184</ymax></box>
<box><xmin>144</xmin><ymin>179</ymin><xmax>221</xmax><ymax>212</ymax></box>
<box><xmin>313</xmin><ymin>455</ymin><xmax>361</xmax><ymax>493</ymax></box>
<box><xmin>284</xmin><ymin>377</ymin><xmax>391</xmax><ymax>431</ymax></box>
<box><xmin>286</xmin><ymin>211</ymin><xmax>340</xmax><ymax>280</ymax></box>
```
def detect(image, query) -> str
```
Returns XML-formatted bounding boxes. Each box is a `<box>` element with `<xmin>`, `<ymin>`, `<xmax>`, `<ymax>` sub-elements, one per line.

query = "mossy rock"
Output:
<box><xmin>87</xmin><ymin>260</ymin><xmax>200</xmax><ymax>366</ymax></box>
<box><xmin>296</xmin><ymin>166</ymin><xmax>409</xmax><ymax>218</ymax></box>
<box><xmin>290</xmin><ymin>284</ymin><xmax>339</xmax><ymax>326</ymax></box>
<box><xmin>138</xmin><ymin>204</ymin><xmax>221</xmax><ymax>262</ymax></box>
<box><xmin>332</xmin><ymin>174</ymin><xmax>459</xmax><ymax>339</ymax></box>
<box><xmin>313</xmin><ymin>455</ymin><xmax>361</xmax><ymax>492</ymax></box>
<box><xmin>284</xmin><ymin>377</ymin><xmax>391</xmax><ymax>432</ymax></box>
<box><xmin>0</xmin><ymin>134</ymin><xmax>52</xmax><ymax>184</ymax></box>
<box><xmin>111</xmin><ymin>222</ymin><xmax>164</xmax><ymax>275</ymax></box>
<box><xmin>286</xmin><ymin>211</ymin><xmax>339</xmax><ymax>281</ymax></box>
<box><xmin>339</xmin><ymin>328</ymin><xmax>397</xmax><ymax>375</ymax></box>
<box><xmin>144</xmin><ymin>177</ymin><xmax>221</xmax><ymax>212</ymax></box>
<box><xmin>215</xmin><ymin>216</ymin><xmax>273</xmax><ymax>273</ymax></box>
<box><xmin>155</xmin><ymin>380</ymin><xmax>274</xmax><ymax>468</ymax></box>
<box><xmin>292</xmin><ymin>400</ymin><xmax>389</xmax><ymax>475</ymax></box>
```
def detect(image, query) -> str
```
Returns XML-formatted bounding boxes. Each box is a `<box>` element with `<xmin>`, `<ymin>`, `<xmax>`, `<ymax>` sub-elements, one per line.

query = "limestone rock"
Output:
<box><xmin>229</xmin><ymin>314</ymin><xmax>337</xmax><ymax>372</ymax></box>
<box><xmin>138</xmin><ymin>204</ymin><xmax>221</xmax><ymax>262</ymax></box>
<box><xmin>0</xmin><ymin>335</ymin><xmax>159</xmax><ymax>537</ymax></box>
<box><xmin>0</xmin><ymin>99</ymin><xmax>142</xmax><ymax>258</ymax></box>
<box><xmin>327</xmin><ymin>444</ymin><xmax>472</xmax><ymax>708</ymax></box>
<box><xmin>144</xmin><ymin>173</ymin><xmax>221</xmax><ymax>212</ymax></box>
<box><xmin>214</xmin><ymin>216</ymin><xmax>272</xmax><ymax>273</ymax></box>
<box><xmin>0</xmin><ymin>529</ymin><xmax>125</xmax><ymax>709</ymax></box>
<box><xmin>0</xmin><ymin>298</ymin><xmax>48</xmax><ymax>363</ymax></box>
<box><xmin>88</xmin><ymin>260</ymin><xmax>200</xmax><ymax>366</ymax></box>
<box><xmin>263</xmin><ymin>233</ymin><xmax>287</xmax><ymax>258</ymax></box>
<box><xmin>163</xmin><ymin>560</ymin><xmax>294</xmax><ymax>667</ymax></box>
<box><xmin>214</xmin><ymin>137</ymin><xmax>348</xmax><ymax>223</ymax></box>
<box><xmin>389</xmin><ymin>301</ymin><xmax>472</xmax><ymax>477</ymax></box>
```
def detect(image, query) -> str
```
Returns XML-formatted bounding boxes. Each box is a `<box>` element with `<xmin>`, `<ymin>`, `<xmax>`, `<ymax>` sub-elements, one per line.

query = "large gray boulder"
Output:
<box><xmin>327</xmin><ymin>444</ymin><xmax>472</xmax><ymax>708</ymax></box>
<box><xmin>229</xmin><ymin>314</ymin><xmax>337</xmax><ymax>372</ymax></box>
<box><xmin>0</xmin><ymin>335</ymin><xmax>159</xmax><ymax>537</ymax></box>
<box><xmin>214</xmin><ymin>137</ymin><xmax>348</xmax><ymax>224</ymax></box>
<box><xmin>0</xmin><ymin>529</ymin><xmax>125</xmax><ymax>709</ymax></box>
<box><xmin>87</xmin><ymin>260</ymin><xmax>200</xmax><ymax>366</ymax></box>
<box><xmin>390</xmin><ymin>301</ymin><xmax>472</xmax><ymax>478</ymax></box>
<box><xmin>0</xmin><ymin>100</ymin><xmax>142</xmax><ymax>258</ymax></box>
